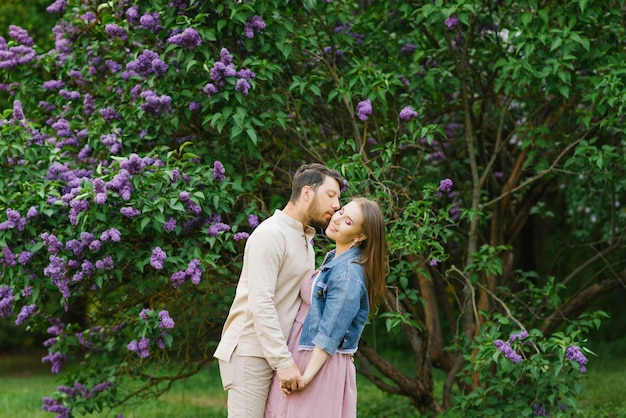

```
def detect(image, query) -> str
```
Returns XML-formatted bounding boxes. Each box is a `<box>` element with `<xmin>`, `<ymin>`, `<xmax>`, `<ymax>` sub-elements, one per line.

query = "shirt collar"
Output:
<box><xmin>274</xmin><ymin>209</ymin><xmax>316</xmax><ymax>237</ymax></box>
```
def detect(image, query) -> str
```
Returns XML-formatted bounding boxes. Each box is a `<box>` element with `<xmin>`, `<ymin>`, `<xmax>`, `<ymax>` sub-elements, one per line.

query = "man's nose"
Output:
<box><xmin>332</xmin><ymin>198</ymin><xmax>340</xmax><ymax>209</ymax></box>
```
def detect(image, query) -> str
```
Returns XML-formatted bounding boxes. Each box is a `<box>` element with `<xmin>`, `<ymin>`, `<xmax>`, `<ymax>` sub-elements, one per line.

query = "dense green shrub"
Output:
<box><xmin>1</xmin><ymin>0</ymin><xmax>625</xmax><ymax>416</ymax></box>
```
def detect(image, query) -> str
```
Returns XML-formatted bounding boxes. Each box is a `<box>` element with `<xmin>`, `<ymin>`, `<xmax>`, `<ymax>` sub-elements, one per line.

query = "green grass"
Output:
<box><xmin>0</xmin><ymin>351</ymin><xmax>228</xmax><ymax>418</ymax></box>
<box><xmin>1</xmin><ymin>341</ymin><xmax>625</xmax><ymax>418</ymax></box>
<box><xmin>576</xmin><ymin>338</ymin><xmax>626</xmax><ymax>418</ymax></box>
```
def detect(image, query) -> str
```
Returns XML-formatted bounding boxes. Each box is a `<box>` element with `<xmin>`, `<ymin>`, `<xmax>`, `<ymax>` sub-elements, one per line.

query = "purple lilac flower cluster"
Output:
<box><xmin>42</xmin><ymin>351</ymin><xmax>68</xmax><ymax>373</ymax></box>
<box><xmin>95</xmin><ymin>255</ymin><xmax>114</xmax><ymax>271</ymax></box>
<box><xmin>244</xmin><ymin>16</ymin><xmax>266</xmax><ymax>38</ymax></box>
<box><xmin>12</xmin><ymin>99</ymin><xmax>25</xmax><ymax>120</ymax></box>
<box><xmin>59</xmin><ymin>89</ymin><xmax>81</xmax><ymax>100</ymax></box>
<box><xmin>400</xmin><ymin>43</ymin><xmax>417</xmax><ymax>54</ymax></box>
<box><xmin>101</xmin><ymin>228</ymin><xmax>121</xmax><ymax>242</ymax></box>
<box><xmin>0</xmin><ymin>285</ymin><xmax>14</xmax><ymax>317</ymax></box>
<box><xmin>101</xmin><ymin>133</ymin><xmax>123</xmax><ymax>154</ymax></box>
<box><xmin>208</xmin><ymin>221</ymin><xmax>230</xmax><ymax>236</ymax></box>
<box><xmin>69</xmin><ymin>199</ymin><xmax>89</xmax><ymax>225</ymax></box>
<box><xmin>494</xmin><ymin>329</ymin><xmax>532</xmax><ymax>364</ymax></box>
<box><xmin>170</xmin><ymin>258</ymin><xmax>203</xmax><ymax>288</ymax></box>
<box><xmin>565</xmin><ymin>345</ymin><xmax>588</xmax><ymax>372</ymax></box>
<box><xmin>0</xmin><ymin>208</ymin><xmax>27</xmax><ymax>231</ymax></box>
<box><xmin>439</xmin><ymin>178</ymin><xmax>453</xmax><ymax>194</ymax></box>
<box><xmin>46</xmin><ymin>0</ymin><xmax>67</xmax><ymax>13</ymax></box>
<box><xmin>357</xmin><ymin>99</ymin><xmax>372</xmax><ymax>121</ymax></box>
<box><xmin>158</xmin><ymin>310</ymin><xmax>175</xmax><ymax>328</ymax></box>
<box><xmin>423</xmin><ymin>136</ymin><xmax>450</xmax><ymax>163</ymax></box>
<box><xmin>494</xmin><ymin>339</ymin><xmax>523</xmax><ymax>363</ymax></box>
<box><xmin>137</xmin><ymin>308</ymin><xmax>175</xmax><ymax>329</ymax></box>
<box><xmin>9</xmin><ymin>25</ymin><xmax>34</xmax><ymax>46</ymax></box>
<box><xmin>43</xmin><ymin>255</ymin><xmax>71</xmax><ymax>300</ymax></box>
<box><xmin>139</xmin><ymin>12</ymin><xmax>162</xmax><ymax>33</ymax></box>
<box><xmin>57</xmin><ymin>380</ymin><xmax>114</xmax><ymax>399</ymax></box>
<box><xmin>167</xmin><ymin>27</ymin><xmax>202</xmax><ymax>49</ymax></box>
<box><xmin>233</xmin><ymin>232</ymin><xmax>249</xmax><ymax>241</ymax></box>
<box><xmin>248</xmin><ymin>214</ymin><xmax>259</xmax><ymax>228</ymax></box>
<box><xmin>1</xmin><ymin>247</ymin><xmax>17</xmax><ymax>267</ymax></box>
<box><xmin>0</xmin><ymin>26</ymin><xmax>37</xmax><ymax>69</ymax></box>
<box><xmin>105</xmin><ymin>23</ymin><xmax>128</xmax><ymax>40</ymax></box>
<box><xmin>120</xmin><ymin>153</ymin><xmax>149</xmax><ymax>174</ymax></box>
<box><xmin>42</xmin><ymin>396</ymin><xmax>70</xmax><ymax>418</ymax></box>
<box><xmin>532</xmin><ymin>403</ymin><xmax>548</xmax><ymax>417</ymax></box>
<box><xmin>509</xmin><ymin>330</ymin><xmax>529</xmax><ymax>342</ymax></box>
<box><xmin>81</xmin><ymin>12</ymin><xmax>96</xmax><ymax>22</ymax></box>
<box><xmin>125</xmin><ymin>5</ymin><xmax>140</xmax><ymax>24</ymax></box>
<box><xmin>206</xmin><ymin>48</ymin><xmax>256</xmax><ymax>97</ymax></box>
<box><xmin>127</xmin><ymin>337</ymin><xmax>150</xmax><ymax>358</ymax></box>
<box><xmin>150</xmin><ymin>247</ymin><xmax>167</xmax><ymax>270</ymax></box>
<box><xmin>213</xmin><ymin>160</ymin><xmax>226</xmax><ymax>181</ymax></box>
<box><xmin>15</xmin><ymin>304</ymin><xmax>37</xmax><ymax>325</ymax></box>
<box><xmin>164</xmin><ymin>217</ymin><xmax>177</xmax><ymax>232</ymax></box>
<box><xmin>92</xmin><ymin>178</ymin><xmax>107</xmax><ymax>204</ymax></box>
<box><xmin>83</xmin><ymin>93</ymin><xmax>95</xmax><ymax>114</ymax></box>
<box><xmin>140</xmin><ymin>89</ymin><xmax>172</xmax><ymax>115</ymax></box>
<box><xmin>126</xmin><ymin>49</ymin><xmax>168</xmax><ymax>78</ymax></box>
<box><xmin>445</xmin><ymin>14</ymin><xmax>460</xmax><ymax>30</ymax></box>
<box><xmin>105</xmin><ymin>169</ymin><xmax>132</xmax><ymax>200</ymax></box>
<box><xmin>399</xmin><ymin>106</ymin><xmax>418</xmax><ymax>121</ymax></box>
<box><xmin>0</xmin><ymin>82</ymin><xmax>20</xmax><ymax>96</ymax></box>
<box><xmin>120</xmin><ymin>207</ymin><xmax>140</xmax><ymax>218</ymax></box>
<box><xmin>100</xmin><ymin>106</ymin><xmax>120</xmax><ymax>122</ymax></box>
<box><xmin>323</xmin><ymin>46</ymin><xmax>344</xmax><ymax>64</ymax></box>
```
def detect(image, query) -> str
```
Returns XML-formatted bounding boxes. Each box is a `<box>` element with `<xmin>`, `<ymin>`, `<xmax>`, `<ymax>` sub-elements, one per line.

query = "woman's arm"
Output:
<box><xmin>302</xmin><ymin>346</ymin><xmax>330</xmax><ymax>386</ymax></box>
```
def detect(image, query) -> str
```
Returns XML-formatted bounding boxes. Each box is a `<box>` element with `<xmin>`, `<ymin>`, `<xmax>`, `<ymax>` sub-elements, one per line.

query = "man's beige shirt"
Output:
<box><xmin>214</xmin><ymin>210</ymin><xmax>316</xmax><ymax>370</ymax></box>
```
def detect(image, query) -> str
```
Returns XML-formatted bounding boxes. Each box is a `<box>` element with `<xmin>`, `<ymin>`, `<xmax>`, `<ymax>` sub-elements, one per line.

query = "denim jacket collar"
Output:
<box><xmin>319</xmin><ymin>246</ymin><xmax>362</xmax><ymax>271</ymax></box>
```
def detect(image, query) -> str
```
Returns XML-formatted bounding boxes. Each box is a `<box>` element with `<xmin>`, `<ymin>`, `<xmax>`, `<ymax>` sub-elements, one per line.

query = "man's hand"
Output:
<box><xmin>277</xmin><ymin>364</ymin><xmax>303</xmax><ymax>395</ymax></box>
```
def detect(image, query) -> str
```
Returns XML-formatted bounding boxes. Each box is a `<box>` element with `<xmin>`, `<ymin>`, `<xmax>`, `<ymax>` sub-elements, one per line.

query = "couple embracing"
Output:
<box><xmin>214</xmin><ymin>163</ymin><xmax>388</xmax><ymax>418</ymax></box>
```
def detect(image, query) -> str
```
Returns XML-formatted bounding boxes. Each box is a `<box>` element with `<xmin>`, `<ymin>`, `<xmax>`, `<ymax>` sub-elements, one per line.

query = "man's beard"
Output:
<box><xmin>307</xmin><ymin>199</ymin><xmax>331</xmax><ymax>230</ymax></box>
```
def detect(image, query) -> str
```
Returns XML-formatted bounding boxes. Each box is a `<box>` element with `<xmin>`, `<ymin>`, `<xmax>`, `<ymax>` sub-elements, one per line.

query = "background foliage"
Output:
<box><xmin>1</xmin><ymin>0</ymin><xmax>625</xmax><ymax>416</ymax></box>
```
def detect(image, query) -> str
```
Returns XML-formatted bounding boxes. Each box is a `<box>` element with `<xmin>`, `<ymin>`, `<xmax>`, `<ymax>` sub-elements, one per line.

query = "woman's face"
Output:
<box><xmin>325</xmin><ymin>201</ymin><xmax>365</xmax><ymax>246</ymax></box>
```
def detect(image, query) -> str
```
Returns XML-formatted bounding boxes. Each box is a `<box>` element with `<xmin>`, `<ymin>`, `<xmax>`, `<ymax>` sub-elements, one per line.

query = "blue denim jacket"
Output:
<box><xmin>298</xmin><ymin>247</ymin><xmax>369</xmax><ymax>355</ymax></box>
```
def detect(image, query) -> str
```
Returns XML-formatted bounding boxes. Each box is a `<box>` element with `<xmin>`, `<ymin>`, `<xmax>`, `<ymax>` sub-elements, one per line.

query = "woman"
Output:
<box><xmin>265</xmin><ymin>197</ymin><xmax>388</xmax><ymax>418</ymax></box>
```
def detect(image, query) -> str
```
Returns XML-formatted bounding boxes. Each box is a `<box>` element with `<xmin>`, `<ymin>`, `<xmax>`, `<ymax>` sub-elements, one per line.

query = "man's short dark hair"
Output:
<box><xmin>289</xmin><ymin>163</ymin><xmax>344</xmax><ymax>202</ymax></box>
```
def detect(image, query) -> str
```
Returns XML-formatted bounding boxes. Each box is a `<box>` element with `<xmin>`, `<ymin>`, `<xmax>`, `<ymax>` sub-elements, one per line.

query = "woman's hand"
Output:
<box><xmin>280</xmin><ymin>375</ymin><xmax>307</xmax><ymax>395</ymax></box>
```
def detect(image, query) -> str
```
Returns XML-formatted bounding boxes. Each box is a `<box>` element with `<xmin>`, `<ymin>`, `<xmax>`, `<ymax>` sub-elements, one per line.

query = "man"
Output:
<box><xmin>214</xmin><ymin>163</ymin><xmax>344</xmax><ymax>417</ymax></box>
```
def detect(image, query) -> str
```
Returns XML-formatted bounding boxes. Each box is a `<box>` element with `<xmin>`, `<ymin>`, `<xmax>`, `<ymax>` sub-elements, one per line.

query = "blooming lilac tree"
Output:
<box><xmin>1</xmin><ymin>0</ymin><xmax>625</xmax><ymax>416</ymax></box>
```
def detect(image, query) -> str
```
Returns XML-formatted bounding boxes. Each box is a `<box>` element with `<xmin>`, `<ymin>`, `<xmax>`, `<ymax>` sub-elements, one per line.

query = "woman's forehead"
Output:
<box><xmin>342</xmin><ymin>201</ymin><xmax>364</xmax><ymax>221</ymax></box>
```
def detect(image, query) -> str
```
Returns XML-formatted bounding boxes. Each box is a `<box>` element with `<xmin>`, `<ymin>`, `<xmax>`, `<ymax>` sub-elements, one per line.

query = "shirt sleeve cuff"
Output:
<box><xmin>312</xmin><ymin>333</ymin><xmax>339</xmax><ymax>355</ymax></box>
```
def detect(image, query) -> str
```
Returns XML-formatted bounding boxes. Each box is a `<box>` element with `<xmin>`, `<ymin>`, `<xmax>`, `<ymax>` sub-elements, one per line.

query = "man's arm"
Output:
<box><xmin>245</xmin><ymin>224</ymin><xmax>299</xmax><ymax>369</ymax></box>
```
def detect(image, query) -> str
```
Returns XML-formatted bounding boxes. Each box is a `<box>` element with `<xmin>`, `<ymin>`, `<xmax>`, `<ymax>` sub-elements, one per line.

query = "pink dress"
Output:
<box><xmin>264</xmin><ymin>273</ymin><xmax>357</xmax><ymax>418</ymax></box>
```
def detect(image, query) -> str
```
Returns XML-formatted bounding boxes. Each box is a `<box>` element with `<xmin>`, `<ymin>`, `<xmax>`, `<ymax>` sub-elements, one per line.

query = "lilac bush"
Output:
<box><xmin>0</xmin><ymin>1</ymin><xmax>290</xmax><ymax>414</ymax></box>
<box><xmin>455</xmin><ymin>319</ymin><xmax>600</xmax><ymax>417</ymax></box>
<box><xmin>1</xmin><ymin>0</ymin><xmax>624</xmax><ymax>416</ymax></box>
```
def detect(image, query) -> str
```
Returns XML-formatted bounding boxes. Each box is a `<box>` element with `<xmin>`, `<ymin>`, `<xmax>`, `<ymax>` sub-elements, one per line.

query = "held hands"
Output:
<box><xmin>277</xmin><ymin>364</ymin><xmax>309</xmax><ymax>395</ymax></box>
<box><xmin>277</xmin><ymin>347</ymin><xmax>328</xmax><ymax>395</ymax></box>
